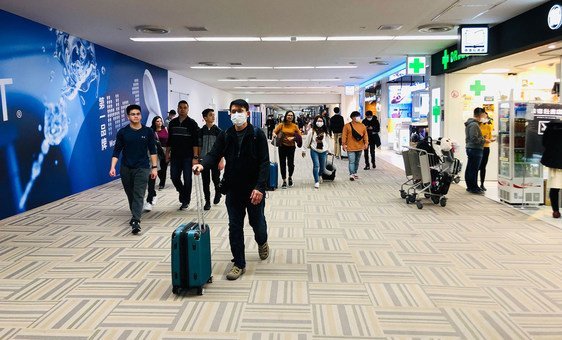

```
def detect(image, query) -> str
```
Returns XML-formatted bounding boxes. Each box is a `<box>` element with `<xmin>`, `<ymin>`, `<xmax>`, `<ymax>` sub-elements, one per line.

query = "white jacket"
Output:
<box><xmin>302</xmin><ymin>129</ymin><xmax>333</xmax><ymax>154</ymax></box>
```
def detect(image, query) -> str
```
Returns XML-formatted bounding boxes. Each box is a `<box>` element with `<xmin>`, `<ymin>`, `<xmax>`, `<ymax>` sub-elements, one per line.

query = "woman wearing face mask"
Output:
<box><xmin>272</xmin><ymin>111</ymin><xmax>302</xmax><ymax>188</ymax></box>
<box><xmin>302</xmin><ymin>115</ymin><xmax>333</xmax><ymax>188</ymax></box>
<box><xmin>477</xmin><ymin>112</ymin><xmax>495</xmax><ymax>191</ymax></box>
<box><xmin>342</xmin><ymin>111</ymin><xmax>369</xmax><ymax>181</ymax></box>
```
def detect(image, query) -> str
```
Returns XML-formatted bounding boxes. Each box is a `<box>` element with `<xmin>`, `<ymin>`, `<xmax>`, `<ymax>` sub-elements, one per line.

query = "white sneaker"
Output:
<box><xmin>152</xmin><ymin>196</ymin><xmax>158</xmax><ymax>206</ymax></box>
<box><xmin>314</xmin><ymin>182</ymin><xmax>319</xmax><ymax>189</ymax></box>
<box><xmin>143</xmin><ymin>202</ymin><xmax>152</xmax><ymax>212</ymax></box>
<box><xmin>353</xmin><ymin>174</ymin><xmax>359</xmax><ymax>180</ymax></box>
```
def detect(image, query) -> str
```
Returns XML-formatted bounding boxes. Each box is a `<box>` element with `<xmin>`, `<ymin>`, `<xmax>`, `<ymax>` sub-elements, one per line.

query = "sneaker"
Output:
<box><xmin>179</xmin><ymin>203</ymin><xmax>189</xmax><ymax>211</ymax></box>
<box><xmin>152</xmin><ymin>196</ymin><xmax>158</xmax><ymax>205</ymax></box>
<box><xmin>353</xmin><ymin>174</ymin><xmax>359</xmax><ymax>180</ymax></box>
<box><xmin>372</xmin><ymin>164</ymin><xmax>376</xmax><ymax>169</ymax></box>
<box><xmin>480</xmin><ymin>185</ymin><xmax>487</xmax><ymax>191</ymax></box>
<box><xmin>258</xmin><ymin>242</ymin><xmax>269</xmax><ymax>260</ymax></box>
<box><xmin>349</xmin><ymin>175</ymin><xmax>355</xmax><ymax>181</ymax></box>
<box><xmin>143</xmin><ymin>202</ymin><xmax>152</xmax><ymax>212</ymax></box>
<box><xmin>226</xmin><ymin>265</ymin><xmax>246</xmax><ymax>280</ymax></box>
<box><xmin>282</xmin><ymin>181</ymin><xmax>287</xmax><ymax>189</ymax></box>
<box><xmin>314</xmin><ymin>182</ymin><xmax>320</xmax><ymax>189</ymax></box>
<box><xmin>204</xmin><ymin>201</ymin><xmax>211</xmax><ymax>210</ymax></box>
<box><xmin>131</xmin><ymin>220</ymin><xmax>141</xmax><ymax>235</ymax></box>
<box><xmin>288</xmin><ymin>178</ymin><xmax>294</xmax><ymax>187</ymax></box>
<box><xmin>554</xmin><ymin>211</ymin><xmax>561</xmax><ymax>219</ymax></box>
<box><xmin>213</xmin><ymin>193</ymin><xmax>221</xmax><ymax>205</ymax></box>
<box><xmin>129</xmin><ymin>218</ymin><xmax>134</xmax><ymax>226</ymax></box>
<box><xmin>363</xmin><ymin>166</ymin><xmax>370</xmax><ymax>170</ymax></box>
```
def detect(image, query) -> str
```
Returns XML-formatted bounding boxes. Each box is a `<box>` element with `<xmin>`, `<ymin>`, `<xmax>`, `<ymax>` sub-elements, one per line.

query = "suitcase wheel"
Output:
<box><xmin>197</xmin><ymin>287</ymin><xmax>204</xmax><ymax>295</ymax></box>
<box><xmin>172</xmin><ymin>286</ymin><xmax>180</xmax><ymax>295</ymax></box>
<box><xmin>207</xmin><ymin>276</ymin><xmax>213</xmax><ymax>284</ymax></box>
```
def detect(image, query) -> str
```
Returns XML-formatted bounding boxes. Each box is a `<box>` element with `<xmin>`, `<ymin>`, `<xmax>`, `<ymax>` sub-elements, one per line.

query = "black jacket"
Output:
<box><xmin>362</xmin><ymin>117</ymin><xmax>381</xmax><ymax>146</ymax></box>
<box><xmin>329</xmin><ymin>114</ymin><xmax>344</xmax><ymax>134</ymax></box>
<box><xmin>541</xmin><ymin>121</ymin><xmax>562</xmax><ymax>169</ymax></box>
<box><xmin>201</xmin><ymin>124</ymin><xmax>269</xmax><ymax>193</ymax></box>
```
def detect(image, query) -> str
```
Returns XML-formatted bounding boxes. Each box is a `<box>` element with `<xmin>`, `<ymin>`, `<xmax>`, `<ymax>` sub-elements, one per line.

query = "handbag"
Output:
<box><xmin>350</xmin><ymin>123</ymin><xmax>363</xmax><ymax>141</ymax></box>
<box><xmin>271</xmin><ymin>131</ymin><xmax>284</xmax><ymax>147</ymax></box>
<box><xmin>294</xmin><ymin>133</ymin><xmax>303</xmax><ymax>148</ymax></box>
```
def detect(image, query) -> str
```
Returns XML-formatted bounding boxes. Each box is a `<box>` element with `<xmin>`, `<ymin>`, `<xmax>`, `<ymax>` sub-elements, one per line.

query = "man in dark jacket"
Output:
<box><xmin>362</xmin><ymin>111</ymin><xmax>381</xmax><ymax>170</ymax></box>
<box><xmin>198</xmin><ymin>108</ymin><xmax>223</xmax><ymax>210</ymax></box>
<box><xmin>464</xmin><ymin>107</ymin><xmax>488</xmax><ymax>194</ymax></box>
<box><xmin>329</xmin><ymin>107</ymin><xmax>344</xmax><ymax>158</ymax></box>
<box><xmin>193</xmin><ymin>99</ymin><xmax>270</xmax><ymax>281</ymax></box>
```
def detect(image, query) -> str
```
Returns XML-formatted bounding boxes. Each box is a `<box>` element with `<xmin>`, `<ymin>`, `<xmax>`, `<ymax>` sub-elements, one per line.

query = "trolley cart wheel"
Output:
<box><xmin>431</xmin><ymin>196</ymin><xmax>440</xmax><ymax>204</ymax></box>
<box><xmin>440</xmin><ymin>197</ymin><xmax>447</xmax><ymax>207</ymax></box>
<box><xmin>197</xmin><ymin>287</ymin><xmax>204</xmax><ymax>295</ymax></box>
<box><xmin>453</xmin><ymin>177</ymin><xmax>460</xmax><ymax>184</ymax></box>
<box><xmin>408</xmin><ymin>194</ymin><xmax>417</xmax><ymax>204</ymax></box>
<box><xmin>416</xmin><ymin>201</ymin><xmax>423</xmax><ymax>209</ymax></box>
<box><xmin>172</xmin><ymin>286</ymin><xmax>180</xmax><ymax>295</ymax></box>
<box><xmin>400</xmin><ymin>190</ymin><xmax>407</xmax><ymax>199</ymax></box>
<box><xmin>424</xmin><ymin>193</ymin><xmax>431</xmax><ymax>199</ymax></box>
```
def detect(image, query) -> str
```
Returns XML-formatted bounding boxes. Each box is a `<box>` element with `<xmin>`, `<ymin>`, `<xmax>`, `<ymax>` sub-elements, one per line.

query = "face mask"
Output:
<box><xmin>355</xmin><ymin>117</ymin><xmax>362</xmax><ymax>122</ymax></box>
<box><xmin>316</xmin><ymin>121</ymin><xmax>324</xmax><ymax>127</ymax></box>
<box><xmin>367</xmin><ymin>117</ymin><xmax>372</xmax><ymax>121</ymax></box>
<box><xmin>230</xmin><ymin>112</ymin><xmax>247</xmax><ymax>126</ymax></box>
<box><xmin>480</xmin><ymin>118</ymin><xmax>489</xmax><ymax>123</ymax></box>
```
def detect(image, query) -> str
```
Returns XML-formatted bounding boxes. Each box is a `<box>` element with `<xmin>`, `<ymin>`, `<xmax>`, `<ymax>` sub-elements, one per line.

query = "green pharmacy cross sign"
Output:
<box><xmin>470</xmin><ymin>80</ymin><xmax>486</xmax><ymax>96</ymax></box>
<box><xmin>441</xmin><ymin>49</ymin><xmax>469</xmax><ymax>71</ymax></box>
<box><xmin>407</xmin><ymin>56</ymin><xmax>426</xmax><ymax>75</ymax></box>
<box><xmin>432</xmin><ymin>98</ymin><xmax>440</xmax><ymax>123</ymax></box>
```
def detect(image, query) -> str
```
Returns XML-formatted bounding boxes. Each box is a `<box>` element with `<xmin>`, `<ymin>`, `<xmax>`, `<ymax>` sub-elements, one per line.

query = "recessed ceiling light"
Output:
<box><xmin>261</xmin><ymin>37</ymin><xmax>292</xmax><ymax>41</ymax></box>
<box><xmin>196</xmin><ymin>37</ymin><xmax>260</xmax><ymax>42</ymax></box>
<box><xmin>232</xmin><ymin>66</ymin><xmax>273</xmax><ymax>69</ymax></box>
<box><xmin>417</xmin><ymin>24</ymin><xmax>455</xmax><ymax>33</ymax></box>
<box><xmin>135</xmin><ymin>25</ymin><xmax>170</xmax><ymax>34</ymax></box>
<box><xmin>378</xmin><ymin>25</ymin><xmax>403</xmax><ymax>31</ymax></box>
<box><xmin>191</xmin><ymin>66</ymin><xmax>231</xmax><ymax>69</ymax></box>
<box><xmin>295</xmin><ymin>37</ymin><xmax>327</xmax><ymax>41</ymax></box>
<box><xmin>394</xmin><ymin>35</ymin><xmax>457</xmax><ymax>40</ymax></box>
<box><xmin>327</xmin><ymin>36</ymin><xmax>393</xmax><ymax>41</ymax></box>
<box><xmin>274</xmin><ymin>66</ymin><xmax>314</xmax><ymax>69</ymax></box>
<box><xmin>316</xmin><ymin>66</ymin><xmax>357</xmax><ymax>69</ymax></box>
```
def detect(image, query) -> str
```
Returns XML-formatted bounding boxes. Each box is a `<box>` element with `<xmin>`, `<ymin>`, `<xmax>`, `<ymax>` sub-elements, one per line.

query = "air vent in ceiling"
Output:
<box><xmin>369</xmin><ymin>61</ymin><xmax>389</xmax><ymax>65</ymax></box>
<box><xmin>230</xmin><ymin>62</ymin><xmax>243</xmax><ymax>66</ymax></box>
<box><xmin>349</xmin><ymin>76</ymin><xmax>364</xmax><ymax>79</ymax></box>
<box><xmin>418</xmin><ymin>24</ymin><xmax>455</xmax><ymax>33</ymax></box>
<box><xmin>198</xmin><ymin>62</ymin><xmax>217</xmax><ymax>66</ymax></box>
<box><xmin>186</xmin><ymin>26</ymin><xmax>208</xmax><ymax>32</ymax></box>
<box><xmin>226</xmin><ymin>77</ymin><xmax>237</xmax><ymax>80</ymax></box>
<box><xmin>378</xmin><ymin>25</ymin><xmax>403</xmax><ymax>31</ymax></box>
<box><xmin>135</xmin><ymin>25</ymin><xmax>170</xmax><ymax>34</ymax></box>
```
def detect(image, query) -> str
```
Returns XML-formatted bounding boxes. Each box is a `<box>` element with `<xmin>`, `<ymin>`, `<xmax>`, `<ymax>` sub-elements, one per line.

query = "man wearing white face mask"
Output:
<box><xmin>342</xmin><ymin>111</ymin><xmax>369</xmax><ymax>180</ymax></box>
<box><xmin>193</xmin><ymin>99</ymin><xmax>270</xmax><ymax>281</ymax></box>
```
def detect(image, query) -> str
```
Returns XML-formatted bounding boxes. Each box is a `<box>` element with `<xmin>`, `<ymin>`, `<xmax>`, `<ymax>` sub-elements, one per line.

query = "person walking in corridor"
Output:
<box><xmin>342</xmin><ymin>111</ymin><xmax>368</xmax><ymax>181</ymax></box>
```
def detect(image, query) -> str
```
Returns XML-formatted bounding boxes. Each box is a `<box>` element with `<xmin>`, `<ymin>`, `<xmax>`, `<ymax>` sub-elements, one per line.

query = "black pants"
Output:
<box><xmin>479</xmin><ymin>147</ymin><xmax>490</xmax><ymax>185</ymax></box>
<box><xmin>201</xmin><ymin>166</ymin><xmax>221</xmax><ymax>203</ymax></box>
<box><xmin>120</xmin><ymin>165</ymin><xmax>150</xmax><ymax>222</ymax></box>
<box><xmin>551</xmin><ymin>188</ymin><xmax>560</xmax><ymax>212</ymax></box>
<box><xmin>278</xmin><ymin>145</ymin><xmax>296</xmax><ymax>180</ymax></box>
<box><xmin>147</xmin><ymin>176</ymin><xmax>156</xmax><ymax>204</ymax></box>
<box><xmin>158</xmin><ymin>157</ymin><xmax>168</xmax><ymax>187</ymax></box>
<box><xmin>364</xmin><ymin>143</ymin><xmax>376</xmax><ymax>167</ymax></box>
<box><xmin>267</xmin><ymin>128</ymin><xmax>273</xmax><ymax>140</ymax></box>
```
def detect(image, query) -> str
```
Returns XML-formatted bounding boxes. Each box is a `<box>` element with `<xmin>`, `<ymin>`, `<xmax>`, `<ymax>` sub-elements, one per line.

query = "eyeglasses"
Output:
<box><xmin>128</xmin><ymin>112</ymin><xmax>141</xmax><ymax>116</ymax></box>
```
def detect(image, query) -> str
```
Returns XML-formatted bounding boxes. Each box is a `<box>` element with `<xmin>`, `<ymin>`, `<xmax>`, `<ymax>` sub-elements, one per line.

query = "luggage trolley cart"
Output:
<box><xmin>399</xmin><ymin>147</ymin><xmax>447</xmax><ymax>209</ymax></box>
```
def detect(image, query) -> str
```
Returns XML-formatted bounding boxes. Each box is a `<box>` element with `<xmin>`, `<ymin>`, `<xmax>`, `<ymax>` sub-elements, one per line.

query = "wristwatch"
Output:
<box><xmin>151</xmin><ymin>165</ymin><xmax>157</xmax><ymax>169</ymax></box>
<box><xmin>193</xmin><ymin>155</ymin><xmax>199</xmax><ymax>160</ymax></box>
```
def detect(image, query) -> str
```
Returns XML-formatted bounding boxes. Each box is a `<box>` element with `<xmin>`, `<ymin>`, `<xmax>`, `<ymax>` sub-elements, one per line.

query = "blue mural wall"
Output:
<box><xmin>0</xmin><ymin>10</ymin><xmax>168</xmax><ymax>219</ymax></box>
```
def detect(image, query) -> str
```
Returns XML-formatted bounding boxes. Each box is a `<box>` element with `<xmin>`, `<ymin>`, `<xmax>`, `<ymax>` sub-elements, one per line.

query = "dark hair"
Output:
<box><xmin>312</xmin><ymin>115</ymin><xmax>328</xmax><ymax>134</ymax></box>
<box><xmin>230</xmin><ymin>99</ymin><xmax>249</xmax><ymax>112</ymax></box>
<box><xmin>333</xmin><ymin>107</ymin><xmax>340</xmax><ymax>114</ymax></box>
<box><xmin>178</xmin><ymin>100</ymin><xmax>189</xmax><ymax>107</ymax></box>
<box><xmin>283</xmin><ymin>111</ymin><xmax>295</xmax><ymax>124</ymax></box>
<box><xmin>202</xmin><ymin>108</ymin><xmax>215</xmax><ymax>118</ymax></box>
<box><xmin>350</xmin><ymin>111</ymin><xmax>361</xmax><ymax>119</ymax></box>
<box><xmin>168</xmin><ymin>109</ymin><xmax>176</xmax><ymax>116</ymax></box>
<box><xmin>365</xmin><ymin>110</ymin><xmax>373</xmax><ymax>117</ymax></box>
<box><xmin>473</xmin><ymin>107</ymin><xmax>486</xmax><ymax>116</ymax></box>
<box><xmin>126</xmin><ymin>104</ymin><xmax>141</xmax><ymax>115</ymax></box>
<box><xmin>150</xmin><ymin>116</ymin><xmax>163</xmax><ymax>131</ymax></box>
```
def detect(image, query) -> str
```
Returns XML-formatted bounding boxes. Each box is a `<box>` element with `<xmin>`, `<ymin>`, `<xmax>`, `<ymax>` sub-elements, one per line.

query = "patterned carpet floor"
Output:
<box><xmin>1</xmin><ymin>152</ymin><xmax>562</xmax><ymax>339</ymax></box>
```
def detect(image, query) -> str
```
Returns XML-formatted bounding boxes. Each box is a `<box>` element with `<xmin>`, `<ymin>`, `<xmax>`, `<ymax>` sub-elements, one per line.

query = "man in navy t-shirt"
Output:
<box><xmin>109</xmin><ymin>104</ymin><xmax>158</xmax><ymax>234</ymax></box>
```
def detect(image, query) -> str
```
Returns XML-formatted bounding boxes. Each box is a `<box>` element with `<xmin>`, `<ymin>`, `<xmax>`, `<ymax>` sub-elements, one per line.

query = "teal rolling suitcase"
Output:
<box><xmin>171</xmin><ymin>176</ymin><xmax>212</xmax><ymax>295</ymax></box>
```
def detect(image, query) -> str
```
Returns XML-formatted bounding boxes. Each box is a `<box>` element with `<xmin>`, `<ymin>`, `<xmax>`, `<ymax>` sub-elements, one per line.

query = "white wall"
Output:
<box><xmin>168</xmin><ymin>72</ymin><xmax>233</xmax><ymax>126</ymax></box>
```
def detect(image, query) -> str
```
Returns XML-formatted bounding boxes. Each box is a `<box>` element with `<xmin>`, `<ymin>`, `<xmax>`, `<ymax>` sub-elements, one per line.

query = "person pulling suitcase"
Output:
<box><xmin>193</xmin><ymin>99</ymin><xmax>270</xmax><ymax>281</ymax></box>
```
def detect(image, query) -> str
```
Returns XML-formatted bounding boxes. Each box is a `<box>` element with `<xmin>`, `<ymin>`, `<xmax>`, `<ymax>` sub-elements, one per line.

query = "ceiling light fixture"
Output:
<box><xmin>295</xmin><ymin>37</ymin><xmax>327</xmax><ymax>41</ymax></box>
<box><xmin>394</xmin><ymin>35</ymin><xmax>457</xmax><ymax>40</ymax></box>
<box><xmin>195</xmin><ymin>37</ymin><xmax>260</xmax><ymax>42</ymax></box>
<box><xmin>135</xmin><ymin>25</ymin><xmax>170</xmax><ymax>34</ymax></box>
<box><xmin>418</xmin><ymin>23</ymin><xmax>455</xmax><ymax>33</ymax></box>
<box><xmin>191</xmin><ymin>66</ymin><xmax>232</xmax><ymax>69</ymax></box>
<box><xmin>315</xmin><ymin>66</ymin><xmax>357</xmax><ymax>69</ymax></box>
<box><xmin>261</xmin><ymin>37</ymin><xmax>292</xmax><ymax>41</ymax></box>
<box><xmin>219</xmin><ymin>79</ymin><xmax>340</xmax><ymax>82</ymax></box>
<box><xmin>232</xmin><ymin>66</ymin><xmax>273</xmax><ymax>69</ymax></box>
<box><xmin>130</xmin><ymin>37</ymin><xmax>195</xmax><ymax>42</ymax></box>
<box><xmin>327</xmin><ymin>36</ymin><xmax>394</xmax><ymax>41</ymax></box>
<box><xmin>274</xmin><ymin>66</ymin><xmax>314</xmax><ymax>69</ymax></box>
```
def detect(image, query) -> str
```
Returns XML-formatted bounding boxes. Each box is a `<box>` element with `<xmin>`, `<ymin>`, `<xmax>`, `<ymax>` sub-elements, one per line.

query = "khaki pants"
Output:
<box><xmin>333</xmin><ymin>133</ymin><xmax>342</xmax><ymax>157</ymax></box>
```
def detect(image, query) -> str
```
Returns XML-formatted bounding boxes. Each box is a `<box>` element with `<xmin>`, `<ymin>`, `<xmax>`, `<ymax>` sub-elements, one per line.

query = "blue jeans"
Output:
<box><xmin>310</xmin><ymin>150</ymin><xmax>327</xmax><ymax>183</ymax></box>
<box><xmin>465</xmin><ymin>148</ymin><xmax>483</xmax><ymax>191</ymax></box>
<box><xmin>170</xmin><ymin>157</ymin><xmax>193</xmax><ymax>204</ymax></box>
<box><xmin>347</xmin><ymin>151</ymin><xmax>362</xmax><ymax>175</ymax></box>
<box><xmin>225</xmin><ymin>191</ymin><xmax>268</xmax><ymax>269</ymax></box>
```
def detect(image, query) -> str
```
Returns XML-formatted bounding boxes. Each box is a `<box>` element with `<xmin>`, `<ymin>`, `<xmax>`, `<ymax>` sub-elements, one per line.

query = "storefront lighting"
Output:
<box><xmin>359</xmin><ymin>63</ymin><xmax>406</xmax><ymax>88</ymax></box>
<box><xmin>482</xmin><ymin>68</ymin><xmax>510</xmax><ymax>73</ymax></box>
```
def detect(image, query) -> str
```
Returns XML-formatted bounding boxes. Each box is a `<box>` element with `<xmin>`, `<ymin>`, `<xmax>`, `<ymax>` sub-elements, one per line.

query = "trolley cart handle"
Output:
<box><xmin>193</xmin><ymin>174</ymin><xmax>205</xmax><ymax>231</ymax></box>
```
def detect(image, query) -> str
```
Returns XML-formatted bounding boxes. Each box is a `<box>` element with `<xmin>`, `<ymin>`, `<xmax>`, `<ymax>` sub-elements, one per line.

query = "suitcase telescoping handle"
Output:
<box><xmin>193</xmin><ymin>174</ymin><xmax>205</xmax><ymax>232</ymax></box>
